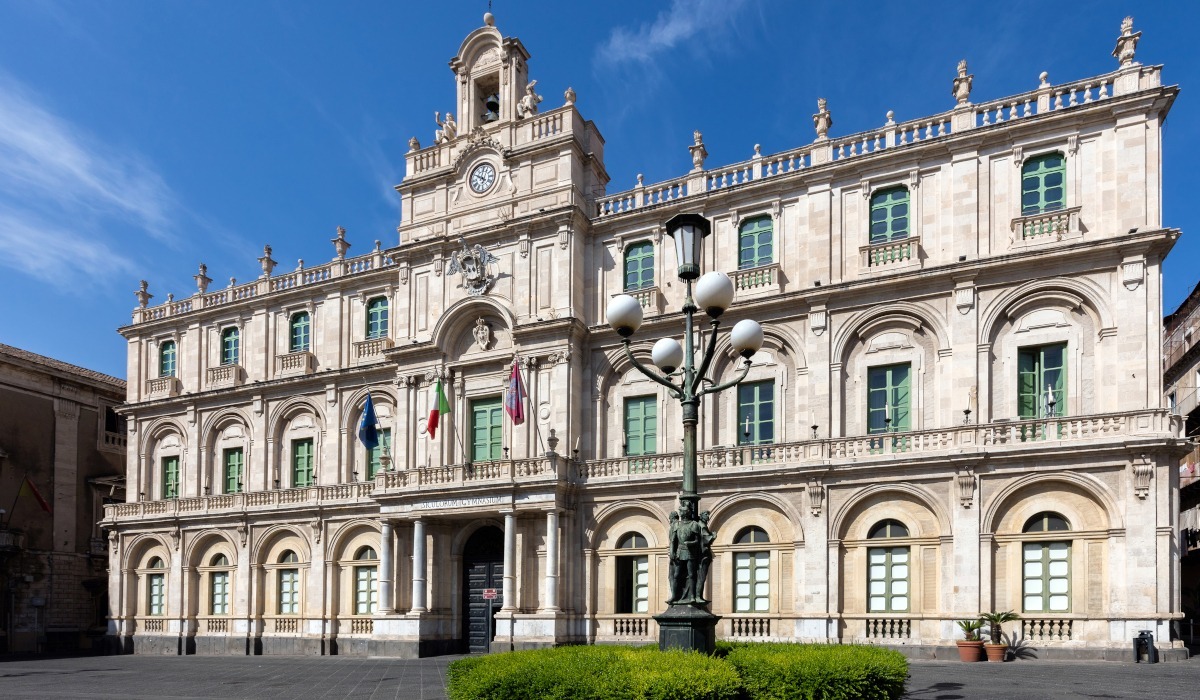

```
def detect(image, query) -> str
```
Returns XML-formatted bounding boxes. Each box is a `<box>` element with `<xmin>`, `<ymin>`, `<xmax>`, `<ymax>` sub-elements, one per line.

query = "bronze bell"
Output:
<box><xmin>483</xmin><ymin>94</ymin><xmax>500</xmax><ymax>122</ymax></box>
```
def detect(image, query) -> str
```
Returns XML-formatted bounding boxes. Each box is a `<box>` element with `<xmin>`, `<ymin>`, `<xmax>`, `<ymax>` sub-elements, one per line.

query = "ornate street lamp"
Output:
<box><xmin>606</xmin><ymin>212</ymin><xmax>764</xmax><ymax>654</ymax></box>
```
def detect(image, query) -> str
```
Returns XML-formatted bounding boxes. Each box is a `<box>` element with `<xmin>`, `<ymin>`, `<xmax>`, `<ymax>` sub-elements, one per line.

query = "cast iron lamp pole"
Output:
<box><xmin>606</xmin><ymin>213</ymin><xmax>764</xmax><ymax>653</ymax></box>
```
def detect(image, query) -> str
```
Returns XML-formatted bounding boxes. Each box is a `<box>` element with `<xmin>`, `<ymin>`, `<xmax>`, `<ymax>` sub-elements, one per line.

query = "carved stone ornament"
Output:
<box><xmin>170</xmin><ymin>527</ymin><xmax>181</xmax><ymax>551</ymax></box>
<box><xmin>447</xmin><ymin>238</ymin><xmax>500</xmax><ymax>296</ymax></box>
<box><xmin>194</xmin><ymin>263</ymin><xmax>212</xmax><ymax>294</ymax></box>
<box><xmin>955</xmin><ymin>285</ymin><xmax>975</xmax><ymax>314</ymax></box>
<box><xmin>1133</xmin><ymin>455</ymin><xmax>1152</xmax><ymax>499</ymax></box>
<box><xmin>332</xmin><ymin>226</ymin><xmax>351</xmax><ymax>259</ymax></box>
<box><xmin>807</xmin><ymin>478</ymin><xmax>824</xmax><ymax>517</ymax></box>
<box><xmin>109</xmin><ymin>531</ymin><xmax>119</xmax><ymax>554</ymax></box>
<box><xmin>516</xmin><ymin>79</ymin><xmax>543</xmax><ymax>119</ymax></box>
<box><xmin>434</xmin><ymin>110</ymin><xmax>457</xmax><ymax>144</ymax></box>
<box><xmin>810</xmin><ymin>310</ymin><xmax>828</xmax><ymax>336</ymax></box>
<box><xmin>135</xmin><ymin>280</ymin><xmax>153</xmax><ymax>308</ymax></box>
<box><xmin>236</xmin><ymin>522</ymin><xmax>248</xmax><ymax>547</ymax></box>
<box><xmin>1122</xmin><ymin>259</ymin><xmax>1144</xmax><ymax>290</ymax></box>
<box><xmin>258</xmin><ymin>245</ymin><xmax>277</xmax><ymax>278</ymax></box>
<box><xmin>952</xmin><ymin>59</ymin><xmax>974</xmax><ymax>106</ymax></box>
<box><xmin>1113</xmin><ymin>16</ymin><xmax>1141</xmax><ymax>67</ymax></box>
<box><xmin>813</xmin><ymin>98</ymin><xmax>832</xmax><ymax>141</ymax></box>
<box><xmin>689</xmin><ymin>130</ymin><xmax>708</xmax><ymax>171</ymax></box>
<box><xmin>564</xmin><ymin>86</ymin><xmax>576</xmax><ymax>106</ymax></box>
<box><xmin>473</xmin><ymin>317</ymin><xmax>491</xmax><ymax>350</ymax></box>
<box><xmin>407</xmin><ymin>136</ymin><xmax>420</xmax><ymax>152</ymax></box>
<box><xmin>309</xmin><ymin>519</ymin><xmax>322</xmax><ymax>544</ymax></box>
<box><xmin>956</xmin><ymin>468</ymin><xmax>976</xmax><ymax>508</ymax></box>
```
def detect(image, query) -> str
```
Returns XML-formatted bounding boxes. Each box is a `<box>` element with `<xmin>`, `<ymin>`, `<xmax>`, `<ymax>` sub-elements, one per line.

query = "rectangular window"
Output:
<box><xmin>278</xmin><ymin>569</ymin><xmax>299</xmax><ymax>614</ymax></box>
<box><xmin>290</xmin><ymin>313</ymin><xmax>311</xmax><ymax>353</ymax></box>
<box><xmin>159</xmin><ymin>341</ymin><xmax>176</xmax><ymax>378</ymax></box>
<box><xmin>1022</xmin><ymin>542</ymin><xmax>1070</xmax><ymax>612</ymax></box>
<box><xmin>148</xmin><ymin>573</ymin><xmax>165</xmax><ymax>616</ymax></box>
<box><xmin>366</xmin><ymin>298</ymin><xmax>389</xmax><ymax>340</ymax></box>
<box><xmin>1018</xmin><ymin>343</ymin><xmax>1066</xmax><ymax>419</ymax></box>
<box><xmin>367</xmin><ymin>429</ymin><xmax>392</xmax><ymax>479</ymax></box>
<box><xmin>615</xmin><ymin>555</ymin><xmax>650</xmax><ymax>614</ymax></box>
<box><xmin>733</xmin><ymin>551</ymin><xmax>770</xmax><ymax>613</ymax></box>
<box><xmin>737</xmin><ymin>381</ymin><xmax>775</xmax><ymax>446</ymax></box>
<box><xmin>623</xmin><ymin>396</ymin><xmax>657</xmax><ymax>457</ymax></box>
<box><xmin>867</xmin><ymin>364</ymin><xmax>911</xmax><ymax>434</ymax></box>
<box><xmin>292</xmin><ymin>438</ymin><xmax>314</xmax><ymax>487</ymax></box>
<box><xmin>867</xmin><ymin>546</ymin><xmax>910</xmax><ymax>612</ymax></box>
<box><xmin>869</xmin><ymin>187</ymin><xmax>910</xmax><ymax>244</ymax></box>
<box><xmin>211</xmin><ymin>571</ymin><xmax>230</xmax><ymax>615</ymax></box>
<box><xmin>223</xmin><ymin>448</ymin><xmax>243</xmax><ymax>494</ymax></box>
<box><xmin>470</xmin><ymin>397</ymin><xmax>504</xmax><ymax>462</ymax></box>
<box><xmin>354</xmin><ymin>566</ymin><xmax>379</xmax><ymax>615</ymax></box>
<box><xmin>623</xmin><ymin>241</ymin><xmax>655</xmax><ymax>291</ymax></box>
<box><xmin>161</xmin><ymin>456</ymin><xmax>179</xmax><ymax>499</ymax></box>
<box><xmin>221</xmin><ymin>328</ymin><xmax>239</xmax><ymax>365</ymax></box>
<box><xmin>738</xmin><ymin>216</ymin><xmax>774</xmax><ymax>270</ymax></box>
<box><xmin>1021</xmin><ymin>153</ymin><xmax>1066</xmax><ymax>215</ymax></box>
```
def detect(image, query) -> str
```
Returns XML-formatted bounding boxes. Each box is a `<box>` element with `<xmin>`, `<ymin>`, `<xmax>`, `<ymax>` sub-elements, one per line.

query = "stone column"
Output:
<box><xmin>410</xmin><ymin>519</ymin><xmax>427</xmax><ymax>612</ymax></box>
<box><xmin>379</xmin><ymin>520</ymin><xmax>395</xmax><ymax>614</ymax></box>
<box><xmin>544</xmin><ymin>510</ymin><xmax>560</xmax><ymax>611</ymax></box>
<box><xmin>502</xmin><ymin>511</ymin><xmax>516</xmax><ymax>612</ymax></box>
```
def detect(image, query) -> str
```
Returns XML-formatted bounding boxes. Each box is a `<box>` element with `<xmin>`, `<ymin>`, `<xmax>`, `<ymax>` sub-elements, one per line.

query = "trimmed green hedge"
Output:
<box><xmin>721</xmin><ymin>642</ymin><xmax>908</xmax><ymax>700</ymax></box>
<box><xmin>446</xmin><ymin>645</ymin><xmax>742</xmax><ymax>700</ymax></box>
<box><xmin>447</xmin><ymin>643</ymin><xmax>908</xmax><ymax>700</ymax></box>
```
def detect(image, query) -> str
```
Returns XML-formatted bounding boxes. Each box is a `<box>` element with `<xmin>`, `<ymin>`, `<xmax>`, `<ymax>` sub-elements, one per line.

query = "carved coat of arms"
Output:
<box><xmin>447</xmin><ymin>238</ymin><xmax>499</xmax><ymax>296</ymax></box>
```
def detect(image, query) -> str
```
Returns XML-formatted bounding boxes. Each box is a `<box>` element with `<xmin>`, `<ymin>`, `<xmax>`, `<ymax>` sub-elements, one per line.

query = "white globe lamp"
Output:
<box><xmin>694</xmin><ymin>271</ymin><xmax>735</xmax><ymax>317</ymax></box>
<box><xmin>651</xmin><ymin>338</ymin><xmax>685</xmax><ymax>374</ymax></box>
<box><xmin>730</xmin><ymin>319</ymin><xmax>764</xmax><ymax>358</ymax></box>
<box><xmin>606</xmin><ymin>294</ymin><xmax>644</xmax><ymax>337</ymax></box>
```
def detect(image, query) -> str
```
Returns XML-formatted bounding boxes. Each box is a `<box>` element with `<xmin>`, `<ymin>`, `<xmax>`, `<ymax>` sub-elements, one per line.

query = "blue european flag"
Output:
<box><xmin>358</xmin><ymin>392</ymin><xmax>380</xmax><ymax>450</ymax></box>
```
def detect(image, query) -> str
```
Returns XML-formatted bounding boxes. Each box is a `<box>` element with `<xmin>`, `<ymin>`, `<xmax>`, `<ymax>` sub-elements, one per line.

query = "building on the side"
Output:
<box><xmin>1165</xmin><ymin>281</ymin><xmax>1200</xmax><ymax>629</ymax></box>
<box><xmin>103</xmin><ymin>15</ymin><xmax>1190</xmax><ymax>659</ymax></box>
<box><xmin>0</xmin><ymin>343</ymin><xmax>126</xmax><ymax>654</ymax></box>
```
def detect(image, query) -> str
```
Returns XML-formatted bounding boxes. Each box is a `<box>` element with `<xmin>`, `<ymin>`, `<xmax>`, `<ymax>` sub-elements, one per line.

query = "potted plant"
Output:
<box><xmin>980</xmin><ymin>611</ymin><xmax>1020</xmax><ymax>662</ymax></box>
<box><xmin>955</xmin><ymin>619</ymin><xmax>985</xmax><ymax>661</ymax></box>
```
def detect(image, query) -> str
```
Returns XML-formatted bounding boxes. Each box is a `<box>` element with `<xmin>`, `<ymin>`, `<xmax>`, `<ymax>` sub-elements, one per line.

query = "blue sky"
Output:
<box><xmin>0</xmin><ymin>1</ymin><xmax>1196</xmax><ymax>379</ymax></box>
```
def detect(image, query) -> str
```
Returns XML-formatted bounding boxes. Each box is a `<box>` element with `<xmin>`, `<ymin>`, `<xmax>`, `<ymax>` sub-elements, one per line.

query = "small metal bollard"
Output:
<box><xmin>1132</xmin><ymin>630</ymin><xmax>1158</xmax><ymax>663</ymax></box>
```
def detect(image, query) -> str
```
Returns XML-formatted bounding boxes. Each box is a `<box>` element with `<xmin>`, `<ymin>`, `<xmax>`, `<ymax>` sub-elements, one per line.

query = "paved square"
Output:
<box><xmin>0</xmin><ymin>654</ymin><xmax>1197</xmax><ymax>699</ymax></box>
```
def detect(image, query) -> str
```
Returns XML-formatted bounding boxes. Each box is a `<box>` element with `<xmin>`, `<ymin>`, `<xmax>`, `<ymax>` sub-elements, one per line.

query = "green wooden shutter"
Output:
<box><xmin>368</xmin><ymin>429</ymin><xmax>391</xmax><ymax>478</ymax></box>
<box><xmin>624</xmin><ymin>396</ymin><xmax>658</xmax><ymax>456</ymax></box>
<box><xmin>159</xmin><ymin>341</ymin><xmax>176</xmax><ymax>377</ymax></box>
<box><xmin>738</xmin><ymin>216</ymin><xmax>774</xmax><ymax>270</ymax></box>
<box><xmin>292</xmin><ymin>438</ymin><xmax>314</xmax><ymax>487</ymax></box>
<box><xmin>867</xmin><ymin>364</ymin><xmax>911</xmax><ymax>434</ymax></box>
<box><xmin>869</xmin><ymin>187</ymin><xmax>910</xmax><ymax>244</ymax></box>
<box><xmin>737</xmin><ymin>381</ymin><xmax>775</xmax><ymax>446</ymax></box>
<box><xmin>1018</xmin><ymin>344</ymin><xmax>1066</xmax><ymax>419</ymax></box>
<box><xmin>366</xmin><ymin>297</ymin><xmax>388</xmax><ymax>339</ymax></box>
<box><xmin>623</xmin><ymin>242</ymin><xmax>655</xmax><ymax>291</ymax></box>
<box><xmin>290</xmin><ymin>312</ymin><xmax>310</xmax><ymax>352</ymax></box>
<box><xmin>1021</xmin><ymin>153</ymin><xmax>1066</xmax><ymax>215</ymax></box>
<box><xmin>224</xmin><ymin>448</ymin><xmax>243</xmax><ymax>494</ymax></box>
<box><xmin>471</xmin><ymin>397</ymin><xmax>503</xmax><ymax>462</ymax></box>
<box><xmin>221</xmin><ymin>328</ymin><xmax>239</xmax><ymax>365</ymax></box>
<box><xmin>162</xmin><ymin>456</ymin><xmax>179</xmax><ymax>499</ymax></box>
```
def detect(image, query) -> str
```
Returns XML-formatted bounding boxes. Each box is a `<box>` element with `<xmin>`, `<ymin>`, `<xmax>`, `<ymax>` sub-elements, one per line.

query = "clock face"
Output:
<box><xmin>469</xmin><ymin>162</ymin><xmax>497</xmax><ymax>193</ymax></box>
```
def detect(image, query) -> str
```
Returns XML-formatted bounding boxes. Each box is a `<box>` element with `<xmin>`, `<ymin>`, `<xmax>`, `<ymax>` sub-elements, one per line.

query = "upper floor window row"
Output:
<box><xmin>366</xmin><ymin>297</ymin><xmax>389</xmax><ymax>340</ymax></box>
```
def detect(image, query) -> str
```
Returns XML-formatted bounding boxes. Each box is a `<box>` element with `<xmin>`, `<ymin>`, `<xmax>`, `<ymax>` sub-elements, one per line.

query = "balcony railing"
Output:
<box><xmin>276</xmin><ymin>350</ymin><xmax>315</xmax><ymax>376</ymax></box>
<box><xmin>354</xmin><ymin>337</ymin><xmax>394</xmax><ymax>361</ymax></box>
<box><xmin>1011</xmin><ymin>206</ymin><xmax>1081</xmax><ymax>242</ymax></box>
<box><xmin>374</xmin><ymin>456</ymin><xmax>566</xmax><ymax>492</ymax></box>
<box><xmin>860</xmin><ymin>236</ymin><xmax>920</xmax><ymax>270</ymax></box>
<box><xmin>731</xmin><ymin>263</ymin><xmax>781</xmax><ymax>295</ymax></box>
<box><xmin>206</xmin><ymin>364</ymin><xmax>243</xmax><ymax>389</ymax></box>
<box><xmin>146</xmin><ymin>376</ymin><xmax>181</xmax><ymax>398</ymax></box>
<box><xmin>105</xmin><ymin>482</ymin><xmax>376</xmax><ymax>522</ymax></box>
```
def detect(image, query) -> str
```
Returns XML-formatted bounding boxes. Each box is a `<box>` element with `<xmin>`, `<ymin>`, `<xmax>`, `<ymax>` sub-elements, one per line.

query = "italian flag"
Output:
<box><xmin>428</xmin><ymin>379</ymin><xmax>451</xmax><ymax>438</ymax></box>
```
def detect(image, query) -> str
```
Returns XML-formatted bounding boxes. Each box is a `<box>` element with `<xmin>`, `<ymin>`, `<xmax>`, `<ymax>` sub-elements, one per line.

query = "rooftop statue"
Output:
<box><xmin>516</xmin><ymin>80</ymin><xmax>543</xmax><ymax>119</ymax></box>
<box><xmin>1113</xmin><ymin>16</ymin><xmax>1140</xmax><ymax>67</ymax></box>
<box><xmin>434</xmin><ymin>110</ymin><xmax>457</xmax><ymax>144</ymax></box>
<box><xmin>953</xmin><ymin>59</ymin><xmax>974</xmax><ymax>106</ymax></box>
<box><xmin>813</xmin><ymin>98</ymin><xmax>832</xmax><ymax>141</ymax></box>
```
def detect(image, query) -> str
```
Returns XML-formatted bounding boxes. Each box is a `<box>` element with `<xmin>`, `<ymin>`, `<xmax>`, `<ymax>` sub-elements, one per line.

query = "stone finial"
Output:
<box><xmin>813</xmin><ymin>98</ymin><xmax>832</xmax><ymax>141</ymax></box>
<box><xmin>332</xmin><ymin>226</ymin><xmax>351</xmax><ymax>259</ymax></box>
<box><xmin>1113</xmin><ymin>16</ymin><xmax>1141</xmax><ymax>67</ymax></box>
<box><xmin>689</xmin><ymin>130</ymin><xmax>708</xmax><ymax>171</ymax></box>
<box><xmin>564</xmin><ymin>86</ymin><xmax>576</xmax><ymax>106</ymax></box>
<box><xmin>229</xmin><ymin>277</ymin><xmax>237</xmax><ymax>288</ymax></box>
<box><xmin>258</xmin><ymin>245</ymin><xmax>277</xmax><ymax>278</ymax></box>
<box><xmin>885</xmin><ymin>110</ymin><xmax>896</xmax><ymax>126</ymax></box>
<box><xmin>194</xmin><ymin>262</ymin><xmax>212</xmax><ymax>294</ymax></box>
<box><xmin>407</xmin><ymin>136</ymin><xmax>420</xmax><ymax>152</ymax></box>
<box><xmin>952</xmin><ymin>59</ymin><xmax>974</xmax><ymax>106</ymax></box>
<box><xmin>636</xmin><ymin>173</ymin><xmax>644</xmax><ymax>186</ymax></box>
<box><xmin>547</xmin><ymin>428</ymin><xmax>560</xmax><ymax>454</ymax></box>
<box><xmin>484</xmin><ymin>11</ymin><xmax>495</xmax><ymax>26</ymax></box>
<box><xmin>135</xmin><ymin>280</ymin><xmax>152</xmax><ymax>308</ymax></box>
<box><xmin>374</xmin><ymin>239</ymin><xmax>382</xmax><ymax>252</ymax></box>
<box><xmin>297</xmin><ymin>259</ymin><xmax>304</xmax><ymax>270</ymax></box>
<box><xmin>754</xmin><ymin>144</ymin><xmax>762</xmax><ymax>156</ymax></box>
<box><xmin>1039</xmin><ymin>71</ymin><xmax>1050</xmax><ymax>88</ymax></box>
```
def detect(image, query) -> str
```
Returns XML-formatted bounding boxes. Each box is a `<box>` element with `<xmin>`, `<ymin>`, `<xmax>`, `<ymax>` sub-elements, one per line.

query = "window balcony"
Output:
<box><xmin>146</xmin><ymin>376</ymin><xmax>181</xmax><ymax>399</ymax></box>
<box><xmin>859</xmin><ymin>236</ymin><xmax>921</xmax><ymax>274</ymax></box>
<box><xmin>731</xmin><ymin>263</ymin><xmax>782</xmax><ymax>299</ymax></box>
<box><xmin>354</xmin><ymin>337</ymin><xmax>394</xmax><ymax>362</ymax></box>
<box><xmin>1010</xmin><ymin>206</ymin><xmax>1082</xmax><ymax>247</ymax></box>
<box><xmin>621</xmin><ymin>285</ymin><xmax>663</xmax><ymax>315</ymax></box>
<box><xmin>276</xmin><ymin>350</ymin><xmax>315</xmax><ymax>377</ymax></box>
<box><xmin>206</xmin><ymin>364</ymin><xmax>244</xmax><ymax>390</ymax></box>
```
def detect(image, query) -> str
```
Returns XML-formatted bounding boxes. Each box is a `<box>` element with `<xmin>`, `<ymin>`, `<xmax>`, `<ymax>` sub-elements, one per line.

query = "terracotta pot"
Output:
<box><xmin>984</xmin><ymin>643</ymin><xmax>1008</xmax><ymax>662</ymax></box>
<box><xmin>956</xmin><ymin>640</ymin><xmax>985</xmax><ymax>662</ymax></box>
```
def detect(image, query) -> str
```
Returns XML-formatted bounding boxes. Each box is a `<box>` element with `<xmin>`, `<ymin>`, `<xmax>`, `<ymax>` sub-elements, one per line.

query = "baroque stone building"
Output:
<box><xmin>0</xmin><ymin>344</ymin><xmax>126</xmax><ymax>653</ymax></box>
<box><xmin>105</xmin><ymin>15</ymin><xmax>1189</xmax><ymax>658</ymax></box>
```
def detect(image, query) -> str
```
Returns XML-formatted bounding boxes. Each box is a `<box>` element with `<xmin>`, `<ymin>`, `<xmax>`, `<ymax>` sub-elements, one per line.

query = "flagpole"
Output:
<box><xmin>516</xmin><ymin>358</ymin><xmax>548</xmax><ymax>457</ymax></box>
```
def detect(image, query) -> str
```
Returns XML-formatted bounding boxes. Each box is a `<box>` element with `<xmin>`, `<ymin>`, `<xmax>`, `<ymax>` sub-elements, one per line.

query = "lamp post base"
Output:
<box><xmin>655</xmin><ymin>604</ymin><xmax>720</xmax><ymax>654</ymax></box>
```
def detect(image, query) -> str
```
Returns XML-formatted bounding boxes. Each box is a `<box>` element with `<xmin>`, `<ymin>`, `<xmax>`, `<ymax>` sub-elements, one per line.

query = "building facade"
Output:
<box><xmin>0</xmin><ymin>343</ymin><xmax>126</xmax><ymax>653</ymax></box>
<box><xmin>1164</xmin><ymin>281</ymin><xmax>1200</xmax><ymax>627</ymax></box>
<box><xmin>105</xmin><ymin>16</ymin><xmax>1189</xmax><ymax>658</ymax></box>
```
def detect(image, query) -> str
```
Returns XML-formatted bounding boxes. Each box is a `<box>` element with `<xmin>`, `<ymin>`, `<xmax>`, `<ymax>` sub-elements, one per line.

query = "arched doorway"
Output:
<box><xmin>461</xmin><ymin>526</ymin><xmax>504</xmax><ymax>653</ymax></box>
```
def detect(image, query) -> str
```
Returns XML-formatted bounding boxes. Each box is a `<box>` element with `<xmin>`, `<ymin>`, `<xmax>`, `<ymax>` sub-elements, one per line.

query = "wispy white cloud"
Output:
<box><xmin>0</xmin><ymin>71</ymin><xmax>181</xmax><ymax>284</ymax></box>
<box><xmin>595</xmin><ymin>0</ymin><xmax>752</xmax><ymax>68</ymax></box>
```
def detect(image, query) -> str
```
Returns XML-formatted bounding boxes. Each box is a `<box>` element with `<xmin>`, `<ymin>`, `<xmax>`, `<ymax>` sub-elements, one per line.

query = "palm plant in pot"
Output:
<box><xmin>955</xmin><ymin>619</ymin><xmax>985</xmax><ymax>661</ymax></box>
<box><xmin>980</xmin><ymin>610</ymin><xmax>1020</xmax><ymax>662</ymax></box>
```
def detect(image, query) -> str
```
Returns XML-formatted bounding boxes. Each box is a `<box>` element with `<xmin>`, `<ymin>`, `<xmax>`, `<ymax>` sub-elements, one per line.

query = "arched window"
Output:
<box><xmin>732</xmin><ymin>526</ymin><xmax>769</xmax><ymax>613</ymax></box>
<box><xmin>738</xmin><ymin>216</ymin><xmax>773</xmax><ymax>270</ymax></box>
<box><xmin>290</xmin><ymin>312</ymin><xmax>311</xmax><ymax>353</ymax></box>
<box><xmin>869</xmin><ymin>186</ymin><xmax>910</xmax><ymax>244</ymax></box>
<box><xmin>1022</xmin><ymin>511</ymin><xmax>1071</xmax><ymax>613</ymax></box>
<box><xmin>623</xmin><ymin>241</ymin><xmax>654</xmax><ymax>291</ymax></box>
<box><xmin>209</xmin><ymin>553</ymin><xmax>232</xmax><ymax>615</ymax></box>
<box><xmin>615</xmin><ymin>532</ymin><xmax>649</xmax><ymax>614</ymax></box>
<box><xmin>146</xmin><ymin>557</ymin><xmax>166</xmax><ymax>616</ymax></box>
<box><xmin>278</xmin><ymin>550</ymin><xmax>300</xmax><ymax>615</ymax></box>
<box><xmin>220</xmin><ymin>327</ymin><xmax>240</xmax><ymax>366</ymax></box>
<box><xmin>366</xmin><ymin>297</ymin><xmax>389</xmax><ymax>339</ymax></box>
<box><xmin>867</xmin><ymin>520</ymin><xmax>909</xmax><ymax>613</ymax></box>
<box><xmin>159</xmin><ymin>340</ymin><xmax>177</xmax><ymax>378</ymax></box>
<box><xmin>1021</xmin><ymin>152</ymin><xmax>1066</xmax><ymax>215</ymax></box>
<box><xmin>353</xmin><ymin>546</ymin><xmax>378</xmax><ymax>615</ymax></box>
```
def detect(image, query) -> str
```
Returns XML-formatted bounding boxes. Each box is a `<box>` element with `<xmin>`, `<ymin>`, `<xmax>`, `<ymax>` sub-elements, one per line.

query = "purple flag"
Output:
<box><xmin>505</xmin><ymin>360</ymin><xmax>526</xmax><ymax>425</ymax></box>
